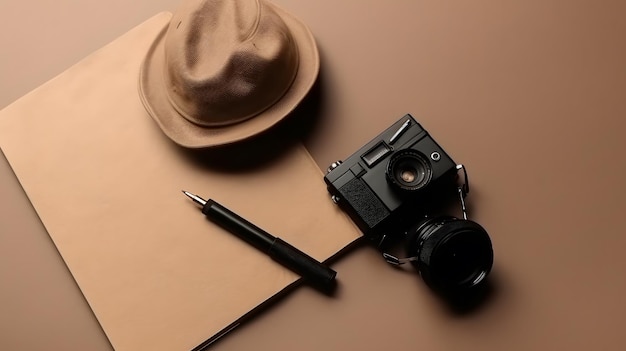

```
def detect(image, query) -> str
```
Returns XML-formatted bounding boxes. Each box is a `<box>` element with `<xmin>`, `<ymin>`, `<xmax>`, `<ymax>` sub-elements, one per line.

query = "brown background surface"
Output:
<box><xmin>2</xmin><ymin>0</ymin><xmax>626</xmax><ymax>350</ymax></box>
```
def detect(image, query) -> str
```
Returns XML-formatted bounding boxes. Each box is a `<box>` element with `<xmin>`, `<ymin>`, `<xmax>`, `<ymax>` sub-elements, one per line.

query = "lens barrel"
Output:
<box><xmin>406</xmin><ymin>216</ymin><xmax>493</xmax><ymax>292</ymax></box>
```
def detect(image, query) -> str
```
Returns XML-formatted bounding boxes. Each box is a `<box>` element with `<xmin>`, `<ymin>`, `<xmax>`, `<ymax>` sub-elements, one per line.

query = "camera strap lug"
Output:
<box><xmin>376</xmin><ymin>234</ymin><xmax>418</xmax><ymax>266</ymax></box>
<box><xmin>382</xmin><ymin>253</ymin><xmax>419</xmax><ymax>266</ymax></box>
<box><xmin>458</xmin><ymin>187</ymin><xmax>468</xmax><ymax>220</ymax></box>
<box><xmin>456</xmin><ymin>164</ymin><xmax>470</xmax><ymax>220</ymax></box>
<box><xmin>455</xmin><ymin>164</ymin><xmax>470</xmax><ymax>196</ymax></box>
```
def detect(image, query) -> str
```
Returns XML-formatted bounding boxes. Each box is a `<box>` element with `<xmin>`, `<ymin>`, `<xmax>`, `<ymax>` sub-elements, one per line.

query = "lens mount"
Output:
<box><xmin>406</xmin><ymin>216</ymin><xmax>493</xmax><ymax>292</ymax></box>
<box><xmin>386</xmin><ymin>149</ymin><xmax>432</xmax><ymax>192</ymax></box>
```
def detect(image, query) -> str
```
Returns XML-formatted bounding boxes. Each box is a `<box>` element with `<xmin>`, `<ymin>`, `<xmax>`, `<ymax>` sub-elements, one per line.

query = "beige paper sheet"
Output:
<box><xmin>0</xmin><ymin>13</ymin><xmax>360</xmax><ymax>351</ymax></box>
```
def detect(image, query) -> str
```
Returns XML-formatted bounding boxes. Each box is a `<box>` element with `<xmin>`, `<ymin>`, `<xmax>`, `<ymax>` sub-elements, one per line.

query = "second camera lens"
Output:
<box><xmin>406</xmin><ymin>216</ymin><xmax>493</xmax><ymax>292</ymax></box>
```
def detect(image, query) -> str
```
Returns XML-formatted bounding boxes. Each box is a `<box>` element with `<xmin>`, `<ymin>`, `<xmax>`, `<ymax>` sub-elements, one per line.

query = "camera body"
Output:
<box><xmin>324</xmin><ymin>114</ymin><xmax>458</xmax><ymax>239</ymax></box>
<box><xmin>324</xmin><ymin>114</ymin><xmax>493</xmax><ymax>294</ymax></box>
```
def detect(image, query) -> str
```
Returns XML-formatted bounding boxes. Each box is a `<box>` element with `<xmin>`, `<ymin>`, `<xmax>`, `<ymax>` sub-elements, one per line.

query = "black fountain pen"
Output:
<box><xmin>182</xmin><ymin>191</ymin><xmax>337</xmax><ymax>294</ymax></box>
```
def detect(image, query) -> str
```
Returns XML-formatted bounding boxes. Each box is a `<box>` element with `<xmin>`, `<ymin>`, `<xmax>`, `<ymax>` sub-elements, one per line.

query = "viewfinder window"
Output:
<box><xmin>362</xmin><ymin>141</ymin><xmax>392</xmax><ymax>167</ymax></box>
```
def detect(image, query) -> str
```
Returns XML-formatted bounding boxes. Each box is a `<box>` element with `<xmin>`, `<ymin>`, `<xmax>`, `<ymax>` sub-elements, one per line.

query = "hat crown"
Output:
<box><xmin>163</xmin><ymin>0</ymin><xmax>299</xmax><ymax>126</ymax></box>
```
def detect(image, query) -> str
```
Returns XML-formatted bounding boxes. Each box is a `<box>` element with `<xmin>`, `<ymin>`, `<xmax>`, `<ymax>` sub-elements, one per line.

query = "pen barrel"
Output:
<box><xmin>203</xmin><ymin>200</ymin><xmax>275</xmax><ymax>251</ymax></box>
<box><xmin>203</xmin><ymin>199</ymin><xmax>337</xmax><ymax>293</ymax></box>
<box><xmin>268</xmin><ymin>237</ymin><xmax>337</xmax><ymax>293</ymax></box>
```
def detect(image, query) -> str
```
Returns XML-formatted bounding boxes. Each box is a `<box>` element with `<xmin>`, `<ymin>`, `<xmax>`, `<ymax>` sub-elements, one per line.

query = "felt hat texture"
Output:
<box><xmin>139</xmin><ymin>0</ymin><xmax>319</xmax><ymax>148</ymax></box>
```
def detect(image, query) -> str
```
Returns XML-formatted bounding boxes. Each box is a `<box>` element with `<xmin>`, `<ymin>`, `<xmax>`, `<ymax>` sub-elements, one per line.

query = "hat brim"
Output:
<box><xmin>138</xmin><ymin>3</ymin><xmax>319</xmax><ymax>148</ymax></box>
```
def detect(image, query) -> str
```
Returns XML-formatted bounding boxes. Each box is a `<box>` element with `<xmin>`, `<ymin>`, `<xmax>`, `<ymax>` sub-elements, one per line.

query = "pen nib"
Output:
<box><xmin>182</xmin><ymin>190</ymin><xmax>207</xmax><ymax>207</ymax></box>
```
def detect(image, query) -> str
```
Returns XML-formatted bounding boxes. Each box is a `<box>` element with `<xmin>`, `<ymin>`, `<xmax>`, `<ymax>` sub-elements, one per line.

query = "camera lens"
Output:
<box><xmin>386</xmin><ymin>149</ymin><xmax>432</xmax><ymax>192</ymax></box>
<box><xmin>406</xmin><ymin>216</ymin><xmax>493</xmax><ymax>292</ymax></box>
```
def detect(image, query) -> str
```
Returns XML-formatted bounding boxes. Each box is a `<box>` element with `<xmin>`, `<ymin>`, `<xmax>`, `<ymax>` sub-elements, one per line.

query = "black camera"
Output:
<box><xmin>324</xmin><ymin>114</ymin><xmax>493</xmax><ymax>294</ymax></box>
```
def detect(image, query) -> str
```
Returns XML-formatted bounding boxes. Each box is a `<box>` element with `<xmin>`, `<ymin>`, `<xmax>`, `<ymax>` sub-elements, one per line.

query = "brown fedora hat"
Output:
<box><xmin>138</xmin><ymin>0</ymin><xmax>319</xmax><ymax>148</ymax></box>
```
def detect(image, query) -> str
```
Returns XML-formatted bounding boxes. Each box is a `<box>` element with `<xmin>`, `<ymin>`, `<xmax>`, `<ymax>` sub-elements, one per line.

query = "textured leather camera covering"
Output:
<box><xmin>338</xmin><ymin>177</ymin><xmax>390</xmax><ymax>231</ymax></box>
<box><xmin>0</xmin><ymin>13</ymin><xmax>360</xmax><ymax>351</ymax></box>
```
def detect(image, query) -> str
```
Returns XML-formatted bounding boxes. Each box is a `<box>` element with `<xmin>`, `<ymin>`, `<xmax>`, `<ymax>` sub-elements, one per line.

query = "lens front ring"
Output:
<box><xmin>386</xmin><ymin>149</ymin><xmax>432</xmax><ymax>192</ymax></box>
<box><xmin>406</xmin><ymin>217</ymin><xmax>494</xmax><ymax>292</ymax></box>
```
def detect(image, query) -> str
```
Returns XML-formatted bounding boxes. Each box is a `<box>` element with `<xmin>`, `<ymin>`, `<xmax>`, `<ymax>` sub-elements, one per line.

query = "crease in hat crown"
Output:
<box><xmin>163</xmin><ymin>0</ymin><xmax>299</xmax><ymax>127</ymax></box>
